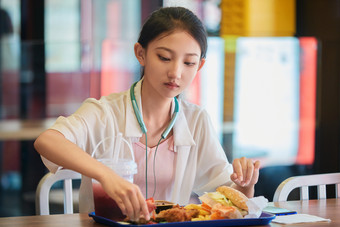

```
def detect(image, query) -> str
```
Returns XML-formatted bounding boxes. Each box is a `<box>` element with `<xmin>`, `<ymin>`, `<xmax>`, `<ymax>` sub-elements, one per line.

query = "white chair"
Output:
<box><xmin>273</xmin><ymin>172</ymin><xmax>340</xmax><ymax>202</ymax></box>
<box><xmin>35</xmin><ymin>169</ymin><xmax>81</xmax><ymax>215</ymax></box>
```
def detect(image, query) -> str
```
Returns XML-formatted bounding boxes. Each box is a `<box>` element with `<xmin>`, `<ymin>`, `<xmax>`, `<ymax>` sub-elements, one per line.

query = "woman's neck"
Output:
<box><xmin>139</xmin><ymin>81</ymin><xmax>174</xmax><ymax>146</ymax></box>
<box><xmin>140</xmin><ymin>81</ymin><xmax>173</xmax><ymax>122</ymax></box>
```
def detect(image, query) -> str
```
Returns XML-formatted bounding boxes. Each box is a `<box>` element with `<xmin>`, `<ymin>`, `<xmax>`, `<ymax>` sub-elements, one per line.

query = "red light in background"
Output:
<box><xmin>296</xmin><ymin>37</ymin><xmax>317</xmax><ymax>165</ymax></box>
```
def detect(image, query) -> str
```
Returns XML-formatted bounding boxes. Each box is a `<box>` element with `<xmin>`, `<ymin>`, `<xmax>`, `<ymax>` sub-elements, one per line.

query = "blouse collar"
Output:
<box><xmin>124</xmin><ymin>79</ymin><xmax>196</xmax><ymax>150</ymax></box>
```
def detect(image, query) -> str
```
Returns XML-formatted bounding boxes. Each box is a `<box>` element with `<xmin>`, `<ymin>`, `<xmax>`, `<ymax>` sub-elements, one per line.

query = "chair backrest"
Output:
<box><xmin>35</xmin><ymin>169</ymin><xmax>81</xmax><ymax>215</ymax></box>
<box><xmin>273</xmin><ymin>172</ymin><xmax>340</xmax><ymax>202</ymax></box>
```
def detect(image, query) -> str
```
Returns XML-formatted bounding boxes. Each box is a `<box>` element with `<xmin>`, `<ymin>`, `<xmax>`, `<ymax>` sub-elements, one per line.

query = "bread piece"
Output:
<box><xmin>216</xmin><ymin>186</ymin><xmax>248</xmax><ymax>211</ymax></box>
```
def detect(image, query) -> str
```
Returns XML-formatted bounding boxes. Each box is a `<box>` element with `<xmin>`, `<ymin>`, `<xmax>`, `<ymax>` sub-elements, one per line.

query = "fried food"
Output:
<box><xmin>156</xmin><ymin>205</ymin><xmax>199</xmax><ymax>222</ymax></box>
<box><xmin>124</xmin><ymin>187</ymin><xmax>252</xmax><ymax>224</ymax></box>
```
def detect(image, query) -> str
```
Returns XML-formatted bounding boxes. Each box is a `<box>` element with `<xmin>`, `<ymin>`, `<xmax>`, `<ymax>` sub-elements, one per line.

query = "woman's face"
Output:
<box><xmin>135</xmin><ymin>30</ymin><xmax>205</xmax><ymax>100</ymax></box>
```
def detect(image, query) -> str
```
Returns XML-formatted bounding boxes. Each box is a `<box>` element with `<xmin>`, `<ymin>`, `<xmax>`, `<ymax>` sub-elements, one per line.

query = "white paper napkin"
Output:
<box><xmin>272</xmin><ymin>214</ymin><xmax>331</xmax><ymax>224</ymax></box>
<box><xmin>244</xmin><ymin>196</ymin><xmax>269</xmax><ymax>218</ymax></box>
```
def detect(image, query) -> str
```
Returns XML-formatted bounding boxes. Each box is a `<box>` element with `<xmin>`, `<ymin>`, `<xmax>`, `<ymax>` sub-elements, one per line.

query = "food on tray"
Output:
<box><xmin>156</xmin><ymin>204</ymin><xmax>199</xmax><ymax>222</ymax></box>
<box><xmin>192</xmin><ymin>186</ymin><xmax>249</xmax><ymax>221</ymax></box>
<box><xmin>216</xmin><ymin>185</ymin><xmax>248</xmax><ymax>211</ymax></box>
<box><xmin>154</xmin><ymin>200</ymin><xmax>175</xmax><ymax>213</ymax></box>
<box><xmin>124</xmin><ymin>186</ymin><xmax>251</xmax><ymax>224</ymax></box>
<box><xmin>124</xmin><ymin>198</ymin><xmax>158</xmax><ymax>225</ymax></box>
<box><xmin>146</xmin><ymin>197</ymin><xmax>157</xmax><ymax>213</ymax></box>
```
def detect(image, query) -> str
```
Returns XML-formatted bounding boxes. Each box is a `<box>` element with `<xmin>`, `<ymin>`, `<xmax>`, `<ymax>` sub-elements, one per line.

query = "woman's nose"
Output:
<box><xmin>168</xmin><ymin>61</ymin><xmax>182</xmax><ymax>79</ymax></box>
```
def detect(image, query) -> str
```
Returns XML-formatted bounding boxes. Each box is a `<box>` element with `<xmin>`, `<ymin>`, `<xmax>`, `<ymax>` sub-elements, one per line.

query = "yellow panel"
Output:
<box><xmin>220</xmin><ymin>0</ymin><xmax>246</xmax><ymax>36</ymax></box>
<box><xmin>247</xmin><ymin>0</ymin><xmax>276</xmax><ymax>35</ymax></box>
<box><xmin>222</xmin><ymin>36</ymin><xmax>238</xmax><ymax>122</ymax></box>
<box><xmin>274</xmin><ymin>0</ymin><xmax>296</xmax><ymax>36</ymax></box>
<box><xmin>220</xmin><ymin>0</ymin><xmax>295</xmax><ymax>36</ymax></box>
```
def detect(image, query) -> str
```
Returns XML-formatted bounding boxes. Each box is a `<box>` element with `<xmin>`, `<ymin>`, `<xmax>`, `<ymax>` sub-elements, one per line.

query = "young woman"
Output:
<box><xmin>34</xmin><ymin>7</ymin><xmax>260</xmax><ymax>221</ymax></box>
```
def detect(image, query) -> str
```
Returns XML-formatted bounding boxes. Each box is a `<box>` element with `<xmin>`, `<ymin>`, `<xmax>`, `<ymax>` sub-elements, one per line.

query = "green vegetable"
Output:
<box><xmin>204</xmin><ymin>192</ymin><xmax>234</xmax><ymax>206</ymax></box>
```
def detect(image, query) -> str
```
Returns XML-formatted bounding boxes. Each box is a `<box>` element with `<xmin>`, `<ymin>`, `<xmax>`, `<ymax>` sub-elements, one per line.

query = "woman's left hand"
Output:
<box><xmin>231</xmin><ymin>157</ymin><xmax>260</xmax><ymax>188</ymax></box>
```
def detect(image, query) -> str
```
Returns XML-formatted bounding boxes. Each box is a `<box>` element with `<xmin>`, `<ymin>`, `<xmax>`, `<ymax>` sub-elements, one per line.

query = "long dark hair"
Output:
<box><xmin>138</xmin><ymin>7</ymin><xmax>207</xmax><ymax>60</ymax></box>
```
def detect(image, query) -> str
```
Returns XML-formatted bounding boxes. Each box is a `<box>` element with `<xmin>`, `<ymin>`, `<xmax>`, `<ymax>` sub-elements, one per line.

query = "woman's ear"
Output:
<box><xmin>134</xmin><ymin>43</ymin><xmax>146</xmax><ymax>66</ymax></box>
<box><xmin>197</xmin><ymin>58</ymin><xmax>206</xmax><ymax>72</ymax></box>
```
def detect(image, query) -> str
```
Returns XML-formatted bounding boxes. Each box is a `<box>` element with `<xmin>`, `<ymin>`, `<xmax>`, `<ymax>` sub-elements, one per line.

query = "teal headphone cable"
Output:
<box><xmin>152</xmin><ymin>137</ymin><xmax>163</xmax><ymax>198</ymax></box>
<box><xmin>130</xmin><ymin>81</ymin><xmax>178</xmax><ymax>199</ymax></box>
<box><xmin>145</xmin><ymin>135</ymin><xmax>163</xmax><ymax>199</ymax></box>
<box><xmin>145</xmin><ymin>135</ymin><xmax>148</xmax><ymax>199</ymax></box>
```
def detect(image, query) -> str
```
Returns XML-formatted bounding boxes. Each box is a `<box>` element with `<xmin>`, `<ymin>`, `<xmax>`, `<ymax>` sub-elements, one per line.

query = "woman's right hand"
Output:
<box><xmin>99</xmin><ymin>168</ymin><xmax>150</xmax><ymax>221</ymax></box>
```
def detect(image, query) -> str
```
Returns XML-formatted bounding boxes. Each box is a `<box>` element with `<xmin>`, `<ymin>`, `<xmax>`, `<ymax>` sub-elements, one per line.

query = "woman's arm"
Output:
<box><xmin>34</xmin><ymin>129</ymin><xmax>150</xmax><ymax>221</ymax></box>
<box><xmin>35</xmin><ymin>129</ymin><xmax>106</xmax><ymax>178</ymax></box>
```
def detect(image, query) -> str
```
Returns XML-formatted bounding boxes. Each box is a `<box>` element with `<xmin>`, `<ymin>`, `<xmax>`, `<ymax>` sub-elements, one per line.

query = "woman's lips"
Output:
<box><xmin>164</xmin><ymin>82</ymin><xmax>179</xmax><ymax>89</ymax></box>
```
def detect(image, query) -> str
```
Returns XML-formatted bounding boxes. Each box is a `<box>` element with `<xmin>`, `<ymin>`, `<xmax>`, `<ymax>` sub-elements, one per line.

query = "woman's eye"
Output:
<box><xmin>158</xmin><ymin>55</ymin><xmax>170</xmax><ymax>61</ymax></box>
<box><xmin>184</xmin><ymin>62</ymin><xmax>196</xmax><ymax>66</ymax></box>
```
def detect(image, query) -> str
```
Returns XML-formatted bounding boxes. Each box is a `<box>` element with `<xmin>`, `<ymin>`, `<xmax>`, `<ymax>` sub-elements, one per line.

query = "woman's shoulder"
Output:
<box><xmin>180</xmin><ymin>98</ymin><xmax>207</xmax><ymax>115</ymax></box>
<box><xmin>73</xmin><ymin>90</ymin><xmax>129</xmax><ymax>118</ymax></box>
<box><xmin>82</xmin><ymin>89</ymin><xmax>129</xmax><ymax>106</ymax></box>
<box><xmin>179</xmin><ymin>99</ymin><xmax>211</xmax><ymax>124</ymax></box>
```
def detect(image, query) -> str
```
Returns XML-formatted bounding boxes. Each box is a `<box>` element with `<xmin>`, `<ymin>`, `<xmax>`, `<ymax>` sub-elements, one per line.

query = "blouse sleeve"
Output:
<box><xmin>193</xmin><ymin>109</ymin><xmax>234</xmax><ymax>195</ymax></box>
<box><xmin>42</xmin><ymin>98</ymin><xmax>110</xmax><ymax>172</ymax></box>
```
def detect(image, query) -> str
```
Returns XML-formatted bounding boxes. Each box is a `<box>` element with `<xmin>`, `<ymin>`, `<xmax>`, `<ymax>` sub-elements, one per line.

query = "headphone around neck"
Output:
<box><xmin>130</xmin><ymin>81</ymin><xmax>179</xmax><ymax>198</ymax></box>
<box><xmin>130</xmin><ymin>81</ymin><xmax>179</xmax><ymax>139</ymax></box>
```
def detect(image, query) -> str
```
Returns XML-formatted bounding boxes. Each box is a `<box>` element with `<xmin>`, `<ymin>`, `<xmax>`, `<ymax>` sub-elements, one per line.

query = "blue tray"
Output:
<box><xmin>89</xmin><ymin>212</ymin><xmax>275</xmax><ymax>226</ymax></box>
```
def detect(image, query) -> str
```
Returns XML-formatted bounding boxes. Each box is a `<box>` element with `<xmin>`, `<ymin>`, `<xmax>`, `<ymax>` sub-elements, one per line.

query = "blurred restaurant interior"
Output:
<box><xmin>0</xmin><ymin>0</ymin><xmax>340</xmax><ymax>217</ymax></box>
